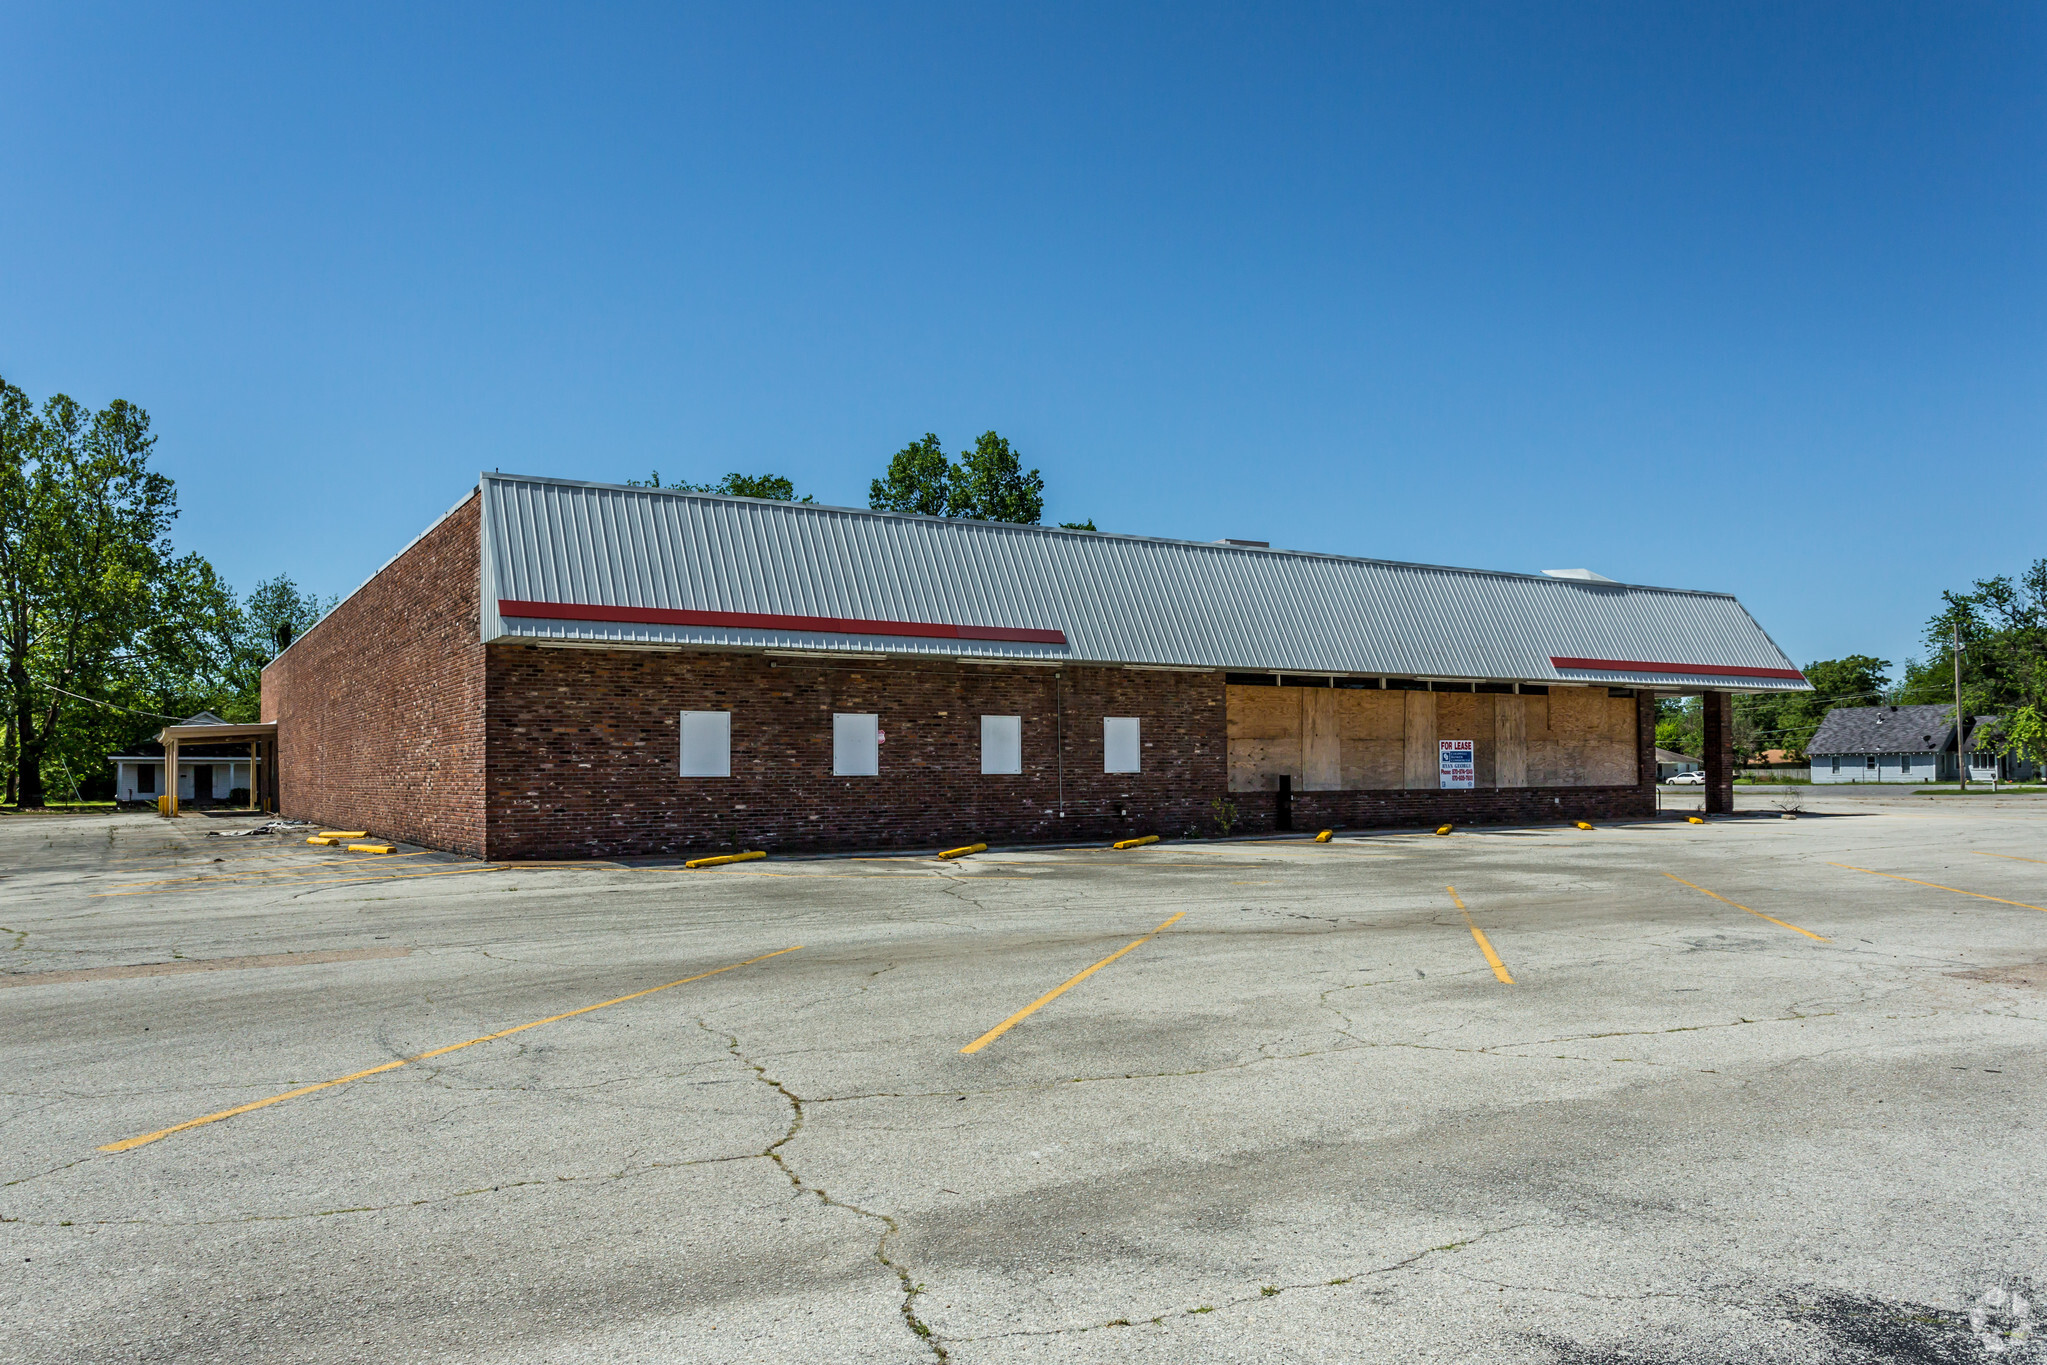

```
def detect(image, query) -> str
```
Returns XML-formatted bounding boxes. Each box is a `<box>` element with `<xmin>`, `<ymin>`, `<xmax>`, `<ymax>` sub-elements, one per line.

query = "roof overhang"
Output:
<box><xmin>156</xmin><ymin>722</ymin><xmax>279</xmax><ymax>744</ymax></box>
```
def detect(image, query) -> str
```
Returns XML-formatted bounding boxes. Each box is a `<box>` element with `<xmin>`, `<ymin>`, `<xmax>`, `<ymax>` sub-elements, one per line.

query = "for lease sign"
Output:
<box><xmin>1439</xmin><ymin>739</ymin><xmax>1474</xmax><ymax>789</ymax></box>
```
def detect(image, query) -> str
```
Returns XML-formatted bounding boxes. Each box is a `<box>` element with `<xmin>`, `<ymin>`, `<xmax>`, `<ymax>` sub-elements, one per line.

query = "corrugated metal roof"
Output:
<box><xmin>478</xmin><ymin>473</ymin><xmax>1808</xmax><ymax>691</ymax></box>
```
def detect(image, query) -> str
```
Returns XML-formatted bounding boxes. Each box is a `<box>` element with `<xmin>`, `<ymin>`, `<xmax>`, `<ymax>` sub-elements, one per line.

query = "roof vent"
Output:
<box><xmin>1214</xmin><ymin>538</ymin><xmax>1269</xmax><ymax>548</ymax></box>
<box><xmin>1542</xmin><ymin>568</ymin><xmax>1617</xmax><ymax>583</ymax></box>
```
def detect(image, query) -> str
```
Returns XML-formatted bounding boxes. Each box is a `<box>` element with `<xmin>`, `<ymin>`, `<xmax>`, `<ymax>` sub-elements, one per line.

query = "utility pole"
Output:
<box><xmin>1954</xmin><ymin>622</ymin><xmax>1968</xmax><ymax>793</ymax></box>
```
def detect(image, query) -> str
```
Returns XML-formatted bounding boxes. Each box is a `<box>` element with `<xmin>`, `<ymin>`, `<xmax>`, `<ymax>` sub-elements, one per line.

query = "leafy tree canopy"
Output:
<box><xmin>626</xmin><ymin>471</ymin><xmax>812</xmax><ymax>502</ymax></box>
<box><xmin>869</xmin><ymin>431</ymin><xmax>1059</xmax><ymax>526</ymax></box>
<box><xmin>1904</xmin><ymin>561</ymin><xmax>2047</xmax><ymax>769</ymax></box>
<box><xmin>0</xmin><ymin>376</ymin><xmax>328</xmax><ymax>804</ymax></box>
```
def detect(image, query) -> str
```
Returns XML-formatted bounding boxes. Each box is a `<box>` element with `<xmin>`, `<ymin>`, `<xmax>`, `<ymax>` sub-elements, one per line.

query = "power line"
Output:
<box><xmin>36</xmin><ymin>682</ymin><xmax>185</xmax><ymax>722</ymax></box>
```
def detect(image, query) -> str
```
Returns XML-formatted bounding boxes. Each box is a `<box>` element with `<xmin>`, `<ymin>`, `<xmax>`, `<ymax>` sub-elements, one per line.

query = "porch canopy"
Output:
<box><xmin>157</xmin><ymin>719</ymin><xmax>278</xmax><ymax>815</ymax></box>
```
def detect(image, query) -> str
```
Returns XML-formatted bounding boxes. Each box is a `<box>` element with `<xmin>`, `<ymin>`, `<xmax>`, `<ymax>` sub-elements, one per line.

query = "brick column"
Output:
<box><xmin>1635</xmin><ymin>691</ymin><xmax>1657</xmax><ymax>808</ymax></box>
<box><xmin>1702</xmin><ymin>690</ymin><xmax>1733</xmax><ymax>814</ymax></box>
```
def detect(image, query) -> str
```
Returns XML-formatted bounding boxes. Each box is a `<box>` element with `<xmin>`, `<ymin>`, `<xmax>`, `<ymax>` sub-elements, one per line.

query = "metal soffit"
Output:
<box><xmin>477</xmin><ymin>474</ymin><xmax>1808</xmax><ymax>690</ymax></box>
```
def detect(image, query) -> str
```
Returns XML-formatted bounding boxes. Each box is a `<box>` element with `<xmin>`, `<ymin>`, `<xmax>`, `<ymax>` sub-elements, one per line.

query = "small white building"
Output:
<box><xmin>1655</xmin><ymin>747</ymin><xmax>1701</xmax><ymax>781</ymax></box>
<box><xmin>106</xmin><ymin>712</ymin><xmax>258</xmax><ymax>804</ymax></box>
<box><xmin>1807</xmin><ymin>704</ymin><xmax>2035</xmax><ymax>784</ymax></box>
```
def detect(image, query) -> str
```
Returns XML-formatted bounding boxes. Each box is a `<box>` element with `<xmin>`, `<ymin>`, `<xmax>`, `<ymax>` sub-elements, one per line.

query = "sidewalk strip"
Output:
<box><xmin>100</xmin><ymin>946</ymin><xmax>803</xmax><ymax>1153</ymax></box>
<box><xmin>1663</xmin><ymin>873</ymin><xmax>1829</xmax><ymax>941</ymax></box>
<box><xmin>961</xmin><ymin>913</ymin><xmax>1185</xmax><ymax>1054</ymax></box>
<box><xmin>1446</xmin><ymin>886</ymin><xmax>1514</xmax><ymax>983</ymax></box>
<box><xmin>1830</xmin><ymin>863</ymin><xmax>2047</xmax><ymax>914</ymax></box>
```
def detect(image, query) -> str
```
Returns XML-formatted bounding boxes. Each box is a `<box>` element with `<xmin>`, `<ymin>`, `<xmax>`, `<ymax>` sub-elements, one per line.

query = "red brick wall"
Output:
<box><xmin>482</xmin><ymin>649</ymin><xmax>1228</xmax><ymax>858</ymax></box>
<box><xmin>1702</xmin><ymin>689</ymin><xmax>1734</xmax><ymax>814</ymax></box>
<box><xmin>480</xmin><ymin>651</ymin><xmax>1661</xmax><ymax>859</ymax></box>
<box><xmin>260</xmin><ymin>494</ymin><xmax>486</xmax><ymax>854</ymax></box>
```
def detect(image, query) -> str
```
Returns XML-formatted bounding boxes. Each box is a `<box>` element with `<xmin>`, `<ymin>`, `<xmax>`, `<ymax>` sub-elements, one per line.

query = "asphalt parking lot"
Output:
<box><xmin>4</xmin><ymin>789</ymin><xmax>2046</xmax><ymax>1364</ymax></box>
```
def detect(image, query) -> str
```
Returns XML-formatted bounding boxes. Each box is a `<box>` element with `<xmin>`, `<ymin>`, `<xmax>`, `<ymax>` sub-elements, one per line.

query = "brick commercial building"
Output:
<box><xmin>261</xmin><ymin>474</ymin><xmax>1808</xmax><ymax>859</ymax></box>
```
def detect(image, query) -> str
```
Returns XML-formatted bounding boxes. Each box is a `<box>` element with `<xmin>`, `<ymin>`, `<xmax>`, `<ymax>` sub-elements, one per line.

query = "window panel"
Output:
<box><xmin>981</xmin><ymin>715</ymin><xmax>1022</xmax><ymax>774</ymax></box>
<box><xmin>834</xmin><ymin>713</ymin><xmax>879</xmax><ymax>777</ymax></box>
<box><xmin>680</xmin><ymin>711</ymin><xmax>732</xmax><ymax>777</ymax></box>
<box><xmin>1104</xmin><ymin>717</ymin><xmax>1141</xmax><ymax>773</ymax></box>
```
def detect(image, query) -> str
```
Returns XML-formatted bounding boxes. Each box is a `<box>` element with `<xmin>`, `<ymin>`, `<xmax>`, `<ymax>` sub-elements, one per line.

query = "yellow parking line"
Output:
<box><xmin>1446</xmin><ymin>886</ymin><xmax>1513</xmax><ymax>983</ymax></box>
<box><xmin>1975</xmin><ymin>851</ymin><xmax>2047</xmax><ymax>867</ymax></box>
<box><xmin>686</xmin><ymin>869</ymin><xmax>1036</xmax><ymax>880</ymax></box>
<box><xmin>100</xmin><ymin>946</ymin><xmax>803</xmax><ymax>1153</ymax></box>
<box><xmin>1831</xmin><ymin>863</ymin><xmax>2047</xmax><ymax>914</ymax></box>
<box><xmin>1663</xmin><ymin>873</ymin><xmax>1828</xmax><ymax>941</ymax></box>
<box><xmin>961</xmin><ymin>913</ymin><xmax>1185</xmax><ymax>1054</ymax></box>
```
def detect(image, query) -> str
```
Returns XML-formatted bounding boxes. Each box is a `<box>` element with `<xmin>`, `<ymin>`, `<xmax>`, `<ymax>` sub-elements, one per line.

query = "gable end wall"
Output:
<box><xmin>260</xmin><ymin>493</ymin><xmax>485</xmax><ymax>853</ymax></box>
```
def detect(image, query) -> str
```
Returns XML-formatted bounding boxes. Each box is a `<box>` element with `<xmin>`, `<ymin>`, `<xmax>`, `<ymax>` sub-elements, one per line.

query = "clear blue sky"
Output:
<box><xmin>5</xmin><ymin>3</ymin><xmax>2041</xmax><ymax>678</ymax></box>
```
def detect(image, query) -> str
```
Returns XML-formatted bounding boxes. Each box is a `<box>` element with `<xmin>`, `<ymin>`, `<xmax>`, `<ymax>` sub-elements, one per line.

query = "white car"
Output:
<box><xmin>1665</xmin><ymin>770</ymin><xmax>1707</xmax><ymax>785</ymax></box>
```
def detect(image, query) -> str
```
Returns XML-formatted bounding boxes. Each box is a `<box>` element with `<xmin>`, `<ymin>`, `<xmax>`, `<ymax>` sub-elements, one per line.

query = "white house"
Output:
<box><xmin>1655</xmin><ymin>748</ymin><xmax>1701</xmax><ymax>781</ymax></box>
<box><xmin>1806</xmin><ymin>704</ymin><xmax>2035</xmax><ymax>784</ymax></box>
<box><xmin>106</xmin><ymin>712</ymin><xmax>258</xmax><ymax>805</ymax></box>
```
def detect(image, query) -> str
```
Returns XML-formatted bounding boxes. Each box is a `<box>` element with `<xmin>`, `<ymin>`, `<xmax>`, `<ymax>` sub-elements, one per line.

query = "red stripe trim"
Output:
<box><xmin>1551</xmin><ymin>655</ymin><xmax>1805</xmax><ymax>681</ymax></box>
<box><xmin>497</xmin><ymin>600</ymin><xmax>1067</xmax><ymax>646</ymax></box>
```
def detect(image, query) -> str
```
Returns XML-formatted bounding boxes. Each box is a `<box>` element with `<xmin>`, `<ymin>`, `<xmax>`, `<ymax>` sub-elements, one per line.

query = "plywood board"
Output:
<box><xmin>1340</xmin><ymin>739</ymin><xmax>1405</xmax><ymax>789</ymax></box>
<box><xmin>1302</xmin><ymin>688</ymin><xmax>1341</xmax><ymax>791</ymax></box>
<box><xmin>1403</xmin><ymin>690</ymin><xmax>1437</xmax><ymax>789</ymax></box>
<box><xmin>1228</xmin><ymin>685</ymin><xmax>1302</xmax><ymax>792</ymax></box>
<box><xmin>1335</xmin><ymin>689</ymin><xmax>1404</xmax><ymax>740</ymax></box>
<box><xmin>1227</xmin><ymin>686</ymin><xmax>1300</xmax><ymax>739</ymax></box>
<box><xmin>1494</xmin><ymin>695</ymin><xmax>1528</xmax><ymax>788</ymax></box>
<box><xmin>1434</xmin><ymin>693</ymin><xmax>1496</xmax><ymax>786</ymax></box>
<box><xmin>1526</xmin><ymin>692</ymin><xmax>1636</xmax><ymax>787</ymax></box>
<box><xmin>1546</xmin><ymin>685</ymin><xmax>1608</xmax><ymax>736</ymax></box>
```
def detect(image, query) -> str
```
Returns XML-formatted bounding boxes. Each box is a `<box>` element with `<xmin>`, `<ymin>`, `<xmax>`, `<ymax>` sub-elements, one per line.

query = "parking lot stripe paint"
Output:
<box><xmin>98</xmin><ymin>946</ymin><xmax>803</xmax><ymax>1153</ymax></box>
<box><xmin>1974</xmin><ymin>851</ymin><xmax>2047</xmax><ymax>867</ymax></box>
<box><xmin>1662</xmin><ymin>873</ymin><xmax>1829</xmax><ymax>941</ymax></box>
<box><xmin>1830</xmin><ymin>863</ymin><xmax>2047</xmax><ymax>914</ymax></box>
<box><xmin>960</xmin><ymin>913</ymin><xmax>1185</xmax><ymax>1054</ymax></box>
<box><xmin>1446</xmin><ymin>887</ymin><xmax>1514</xmax><ymax>983</ymax></box>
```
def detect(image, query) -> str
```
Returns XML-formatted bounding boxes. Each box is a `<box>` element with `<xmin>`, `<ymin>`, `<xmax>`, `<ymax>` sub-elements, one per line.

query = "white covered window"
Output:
<box><xmin>981</xmin><ymin>715</ymin><xmax>1022</xmax><ymax>774</ymax></box>
<box><xmin>834</xmin><ymin>713</ymin><xmax>879</xmax><ymax>776</ymax></box>
<box><xmin>1104</xmin><ymin>717</ymin><xmax>1141</xmax><ymax>773</ymax></box>
<box><xmin>680</xmin><ymin>711</ymin><xmax>732</xmax><ymax>777</ymax></box>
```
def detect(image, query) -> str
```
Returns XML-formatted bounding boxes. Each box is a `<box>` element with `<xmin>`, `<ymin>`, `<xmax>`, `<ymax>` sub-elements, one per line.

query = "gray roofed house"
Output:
<box><xmin>1807</xmin><ymin>704</ymin><xmax>2032</xmax><ymax>783</ymax></box>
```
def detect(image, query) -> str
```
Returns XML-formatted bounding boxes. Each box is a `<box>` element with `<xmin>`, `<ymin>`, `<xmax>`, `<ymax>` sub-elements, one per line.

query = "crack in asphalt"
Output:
<box><xmin>700</xmin><ymin>1019</ymin><xmax>948</xmax><ymax>1361</ymax></box>
<box><xmin>953</xmin><ymin>1224</ymin><xmax>1536</xmax><ymax>1342</ymax></box>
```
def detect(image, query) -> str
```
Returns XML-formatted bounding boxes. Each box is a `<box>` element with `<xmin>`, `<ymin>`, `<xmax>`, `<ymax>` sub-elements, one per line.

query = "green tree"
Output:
<box><xmin>1656</xmin><ymin>697</ymin><xmax>1701</xmax><ymax>757</ymax></box>
<box><xmin>208</xmin><ymin>574</ymin><xmax>331</xmax><ymax>720</ymax></box>
<box><xmin>868</xmin><ymin>430</ymin><xmax>1059</xmax><ymax>525</ymax></box>
<box><xmin>1735</xmin><ymin>654</ymin><xmax>1890</xmax><ymax>762</ymax></box>
<box><xmin>627</xmin><ymin>470</ymin><xmax>812</xmax><ymax>502</ymax></box>
<box><xmin>868</xmin><ymin>434</ymin><xmax>953</xmax><ymax>517</ymax></box>
<box><xmin>0</xmin><ymin>378</ymin><xmax>192</xmax><ymax>807</ymax></box>
<box><xmin>1911</xmin><ymin>562</ymin><xmax>2047</xmax><ymax>771</ymax></box>
<box><xmin>949</xmin><ymin>431</ymin><xmax>1045</xmax><ymax>524</ymax></box>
